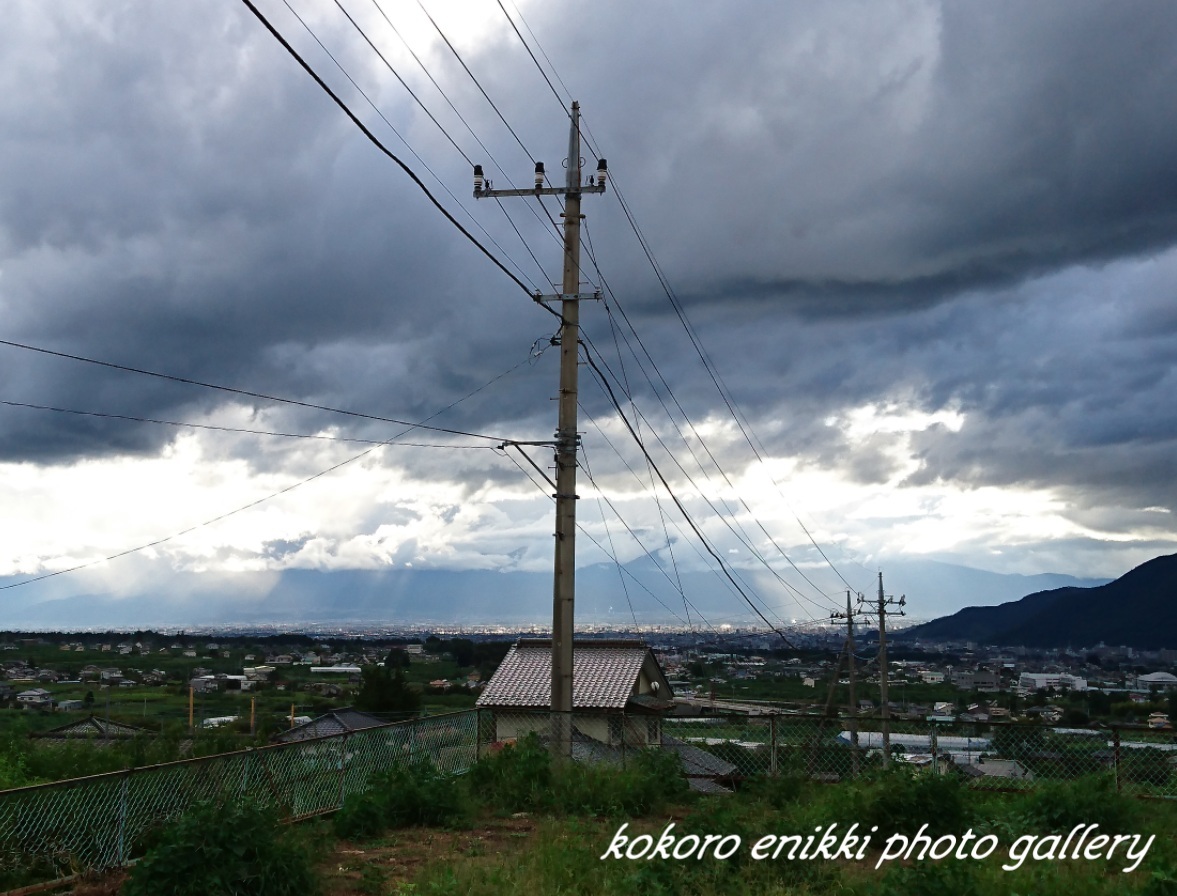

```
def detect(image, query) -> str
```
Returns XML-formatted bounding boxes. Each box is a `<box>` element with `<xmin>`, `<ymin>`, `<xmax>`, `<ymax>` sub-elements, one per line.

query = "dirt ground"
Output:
<box><xmin>319</xmin><ymin>814</ymin><xmax>538</xmax><ymax>896</ymax></box>
<box><xmin>45</xmin><ymin>815</ymin><xmax>535</xmax><ymax>896</ymax></box>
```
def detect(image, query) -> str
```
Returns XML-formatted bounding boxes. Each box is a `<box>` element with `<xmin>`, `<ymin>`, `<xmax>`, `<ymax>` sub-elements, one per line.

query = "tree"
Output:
<box><xmin>387</xmin><ymin>648</ymin><xmax>411</xmax><ymax>669</ymax></box>
<box><xmin>355</xmin><ymin>655</ymin><xmax>421</xmax><ymax>715</ymax></box>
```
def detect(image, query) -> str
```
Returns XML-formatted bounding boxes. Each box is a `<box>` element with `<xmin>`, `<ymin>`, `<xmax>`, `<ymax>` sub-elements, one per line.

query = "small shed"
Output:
<box><xmin>477</xmin><ymin>639</ymin><xmax>675</xmax><ymax>747</ymax></box>
<box><xmin>271</xmin><ymin>707</ymin><xmax>389</xmax><ymax>744</ymax></box>
<box><xmin>32</xmin><ymin>715</ymin><xmax>150</xmax><ymax>741</ymax></box>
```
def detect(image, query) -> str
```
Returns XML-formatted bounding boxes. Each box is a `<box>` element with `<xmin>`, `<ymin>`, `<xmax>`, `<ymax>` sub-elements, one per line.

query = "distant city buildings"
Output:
<box><xmin>1017</xmin><ymin>672</ymin><xmax>1087</xmax><ymax>692</ymax></box>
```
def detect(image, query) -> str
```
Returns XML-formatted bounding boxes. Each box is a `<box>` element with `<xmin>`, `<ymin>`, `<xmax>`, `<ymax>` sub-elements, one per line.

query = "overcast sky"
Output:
<box><xmin>2</xmin><ymin>0</ymin><xmax>1175</xmax><ymax>626</ymax></box>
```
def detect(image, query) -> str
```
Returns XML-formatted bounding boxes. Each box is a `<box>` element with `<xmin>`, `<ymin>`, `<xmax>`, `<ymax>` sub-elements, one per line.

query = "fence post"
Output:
<box><xmin>1113</xmin><ymin>726</ymin><xmax>1122</xmax><ymax>793</ymax></box>
<box><xmin>475</xmin><ymin>708</ymin><xmax>482</xmax><ymax>762</ymax></box>
<box><xmin>770</xmin><ymin>715</ymin><xmax>778</xmax><ymax>776</ymax></box>
<box><xmin>339</xmin><ymin>732</ymin><xmax>349</xmax><ymax>810</ymax></box>
<box><xmin>620</xmin><ymin>713</ymin><xmax>627</xmax><ymax>770</ymax></box>
<box><xmin>117</xmin><ymin>769</ymin><xmax>131</xmax><ymax>867</ymax></box>
<box><xmin>930</xmin><ymin>721</ymin><xmax>939</xmax><ymax>776</ymax></box>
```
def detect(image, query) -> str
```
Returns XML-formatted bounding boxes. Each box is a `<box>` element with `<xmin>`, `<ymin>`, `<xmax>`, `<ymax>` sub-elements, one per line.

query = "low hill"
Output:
<box><xmin>901</xmin><ymin>553</ymin><xmax>1177</xmax><ymax>649</ymax></box>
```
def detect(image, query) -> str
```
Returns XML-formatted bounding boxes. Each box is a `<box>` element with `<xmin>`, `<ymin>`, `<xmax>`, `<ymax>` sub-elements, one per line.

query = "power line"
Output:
<box><xmin>493</xmin><ymin>0</ymin><xmax>567</xmax><ymax>114</ymax></box>
<box><xmin>503</xmin><ymin>0</ymin><xmax>573</xmax><ymax>105</ymax></box>
<box><xmin>580</xmin><ymin>345</ymin><xmax>794</xmax><ymax>648</ymax></box>
<box><xmin>2</xmin><ymin>352</ymin><xmax>538</xmax><ymax>591</ymax></box>
<box><xmin>276</xmin><ymin>0</ymin><xmax>541</xmax><ymax>292</ymax></box>
<box><xmin>410</xmin><ymin>0</ymin><xmax>565</xmax><ymax>242</ymax></box>
<box><xmin>330</xmin><ymin>0</ymin><xmax>471</xmax><ymax>164</ymax></box>
<box><xmin>500</xmin><ymin>445</ymin><xmax>711</xmax><ymax>634</ymax></box>
<box><xmin>578</xmin><ymin>442</ymin><xmax>638</xmax><ymax>629</ymax></box>
<box><xmin>0</xmin><ymin>338</ymin><xmax>512</xmax><ymax>443</ymax></box>
<box><xmin>578</xmin><ymin>222</ymin><xmax>841</xmax><ymax>612</ymax></box>
<box><xmin>581</xmin><ymin>328</ymin><xmax>833</xmax><ymax>621</ymax></box>
<box><xmin>356</xmin><ymin>0</ymin><xmax>551</xmax><ymax>282</ymax></box>
<box><xmin>238</xmin><ymin>0</ymin><xmax>536</xmax><ymax>298</ymax></box>
<box><xmin>479</xmin><ymin>0</ymin><xmax>852</xmax><ymax>601</ymax></box>
<box><xmin>0</xmin><ymin>399</ymin><xmax>492</xmax><ymax>449</ymax></box>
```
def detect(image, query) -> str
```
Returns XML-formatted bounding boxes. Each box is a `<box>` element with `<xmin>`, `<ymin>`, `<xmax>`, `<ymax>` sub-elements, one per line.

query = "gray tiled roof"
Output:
<box><xmin>33</xmin><ymin>715</ymin><xmax>148</xmax><ymax>739</ymax></box>
<box><xmin>477</xmin><ymin>639</ymin><xmax>659</xmax><ymax>710</ymax></box>
<box><xmin>272</xmin><ymin>708</ymin><xmax>388</xmax><ymax>743</ymax></box>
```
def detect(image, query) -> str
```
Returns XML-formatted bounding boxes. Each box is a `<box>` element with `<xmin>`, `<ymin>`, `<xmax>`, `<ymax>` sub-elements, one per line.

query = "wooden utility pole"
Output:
<box><xmin>831</xmin><ymin>590</ymin><xmax>863</xmax><ymax>776</ymax></box>
<box><xmin>865</xmin><ymin>572</ymin><xmax>904</xmax><ymax>768</ymax></box>
<box><xmin>475</xmin><ymin>103</ymin><xmax>606</xmax><ymax>757</ymax></box>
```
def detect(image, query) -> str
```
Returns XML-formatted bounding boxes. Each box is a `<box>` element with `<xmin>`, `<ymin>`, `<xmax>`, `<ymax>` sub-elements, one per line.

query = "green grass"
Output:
<box><xmin>369</xmin><ymin>764</ymin><xmax>1177</xmax><ymax>896</ymax></box>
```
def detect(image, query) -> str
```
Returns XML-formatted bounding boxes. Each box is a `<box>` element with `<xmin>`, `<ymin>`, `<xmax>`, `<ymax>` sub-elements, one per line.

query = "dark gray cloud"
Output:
<box><xmin>2</xmin><ymin>0</ymin><xmax>1176</xmax><ymax>590</ymax></box>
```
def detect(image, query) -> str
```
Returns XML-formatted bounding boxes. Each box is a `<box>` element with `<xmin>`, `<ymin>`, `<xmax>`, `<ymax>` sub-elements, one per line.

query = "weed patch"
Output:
<box><xmin>122</xmin><ymin>801</ymin><xmax>320</xmax><ymax>896</ymax></box>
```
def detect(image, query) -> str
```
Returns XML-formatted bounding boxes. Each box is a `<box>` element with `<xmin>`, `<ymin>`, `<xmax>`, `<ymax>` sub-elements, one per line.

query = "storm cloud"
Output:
<box><xmin>2</xmin><ymin>0</ymin><xmax>1176</xmax><ymax>617</ymax></box>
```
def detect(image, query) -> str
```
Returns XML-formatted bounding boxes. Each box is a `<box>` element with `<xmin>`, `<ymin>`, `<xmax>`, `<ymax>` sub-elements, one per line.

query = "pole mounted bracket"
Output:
<box><xmin>535</xmin><ymin>292</ymin><xmax>602</xmax><ymax>305</ymax></box>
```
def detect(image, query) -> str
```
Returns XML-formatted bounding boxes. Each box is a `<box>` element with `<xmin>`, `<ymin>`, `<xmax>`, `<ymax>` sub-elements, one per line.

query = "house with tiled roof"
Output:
<box><xmin>271</xmin><ymin>707</ymin><xmax>389</xmax><ymax>744</ymax></box>
<box><xmin>476</xmin><ymin>639</ymin><xmax>675</xmax><ymax>748</ymax></box>
<box><xmin>32</xmin><ymin>715</ymin><xmax>150</xmax><ymax>741</ymax></box>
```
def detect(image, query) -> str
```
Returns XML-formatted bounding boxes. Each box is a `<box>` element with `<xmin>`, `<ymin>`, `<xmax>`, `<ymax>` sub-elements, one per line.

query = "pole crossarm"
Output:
<box><xmin>475</xmin><ymin>185</ymin><xmax>606</xmax><ymax>198</ymax></box>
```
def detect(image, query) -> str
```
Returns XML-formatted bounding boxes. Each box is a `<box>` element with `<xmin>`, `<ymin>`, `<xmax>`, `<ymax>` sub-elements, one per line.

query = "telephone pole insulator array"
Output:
<box><xmin>859</xmin><ymin>573</ymin><xmax>905</xmax><ymax>768</ymax></box>
<box><xmin>475</xmin><ymin>102</ymin><xmax>607</xmax><ymax>758</ymax></box>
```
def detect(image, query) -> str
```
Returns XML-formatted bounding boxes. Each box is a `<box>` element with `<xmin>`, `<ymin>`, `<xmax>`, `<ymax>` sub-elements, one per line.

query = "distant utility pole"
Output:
<box><xmin>475</xmin><ymin>102</ymin><xmax>607</xmax><ymax>757</ymax></box>
<box><xmin>862</xmin><ymin>572</ymin><xmax>905</xmax><ymax>768</ymax></box>
<box><xmin>831</xmin><ymin>590</ymin><xmax>864</xmax><ymax>776</ymax></box>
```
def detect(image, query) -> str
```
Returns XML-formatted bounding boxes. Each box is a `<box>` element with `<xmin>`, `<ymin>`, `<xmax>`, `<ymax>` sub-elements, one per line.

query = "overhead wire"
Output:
<box><xmin>578</xmin><ymin>406</ymin><xmax>743</xmax><ymax>636</ymax></box>
<box><xmin>492</xmin><ymin>0</ymin><xmax>566</xmax><ymax>113</ymax></box>
<box><xmin>488</xmin><ymin>2</ymin><xmax>861</xmax><ymax>596</ymax></box>
<box><xmin>580</xmin><ymin>345</ymin><xmax>794</xmax><ymax>647</ymax></box>
<box><xmin>581</xmin><ymin>326</ymin><xmax>833</xmax><ymax>622</ymax></box>
<box><xmin>578</xmin><ymin>441</ymin><xmax>639</xmax><ymax>629</ymax></box>
<box><xmin>584</xmin><ymin>141</ymin><xmax>862</xmax><ymax>596</ymax></box>
<box><xmin>342</xmin><ymin>0</ymin><xmax>556</xmax><ymax>282</ymax></box>
<box><xmin>411</xmin><ymin>0</ymin><xmax>565</xmax><ymax>242</ymax></box>
<box><xmin>483</xmin><ymin>7</ymin><xmax>836</xmax><ymax>621</ymax></box>
<box><xmin>277</xmin><ymin>0</ymin><xmax>544</xmax><ymax>292</ymax></box>
<box><xmin>502</xmin><ymin>0</ymin><xmax>573</xmax><ymax>104</ymax></box>
<box><xmin>240</xmin><ymin>0</ymin><xmax>538</xmax><ymax>298</ymax></box>
<box><xmin>497</xmin><ymin>6</ymin><xmax>849</xmax><ymax>610</ymax></box>
<box><xmin>2</xmin><ymin>351</ymin><xmax>541</xmax><ymax>592</ymax></box>
<box><xmin>500</xmin><ymin>445</ymin><xmax>714</xmax><ymax>635</ymax></box>
<box><xmin>0</xmin><ymin>337</ymin><xmax>513</xmax><ymax>443</ymax></box>
<box><xmin>0</xmin><ymin>400</ymin><xmax>490</xmax><ymax>449</ymax></box>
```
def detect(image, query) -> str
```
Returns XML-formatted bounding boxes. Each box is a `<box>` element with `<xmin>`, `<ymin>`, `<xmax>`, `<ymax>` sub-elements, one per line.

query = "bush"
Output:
<box><xmin>549</xmin><ymin>748</ymin><xmax>687</xmax><ymax>817</ymax></box>
<box><xmin>1019</xmin><ymin>774</ymin><xmax>1138</xmax><ymax>835</ymax></box>
<box><xmin>333</xmin><ymin>761</ymin><xmax>468</xmax><ymax>839</ymax></box>
<box><xmin>122</xmin><ymin>801</ymin><xmax>320</xmax><ymax>896</ymax></box>
<box><xmin>858</xmin><ymin>768</ymin><xmax>970</xmax><ymax>837</ymax></box>
<box><xmin>466</xmin><ymin>733</ymin><xmax>552</xmax><ymax>812</ymax></box>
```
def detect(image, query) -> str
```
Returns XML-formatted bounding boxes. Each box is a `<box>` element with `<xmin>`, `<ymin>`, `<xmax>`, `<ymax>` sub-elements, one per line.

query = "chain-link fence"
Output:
<box><xmin>479</xmin><ymin>709</ymin><xmax>1177</xmax><ymax>798</ymax></box>
<box><xmin>0</xmin><ymin>710</ymin><xmax>478</xmax><ymax>884</ymax></box>
<box><xmin>4</xmin><ymin>707</ymin><xmax>1175</xmax><ymax>887</ymax></box>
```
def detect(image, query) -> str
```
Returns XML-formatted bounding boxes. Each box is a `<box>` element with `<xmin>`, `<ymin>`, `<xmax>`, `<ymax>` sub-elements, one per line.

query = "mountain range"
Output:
<box><xmin>0</xmin><ymin>557</ymin><xmax>1110</xmax><ymax>631</ymax></box>
<box><xmin>901</xmin><ymin>553</ymin><xmax>1177</xmax><ymax>650</ymax></box>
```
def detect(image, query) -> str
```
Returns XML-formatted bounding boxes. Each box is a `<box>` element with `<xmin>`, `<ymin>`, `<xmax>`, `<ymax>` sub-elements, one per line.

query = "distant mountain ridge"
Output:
<box><xmin>0</xmin><ymin>557</ymin><xmax>1117</xmax><ymax>631</ymax></box>
<box><xmin>901</xmin><ymin>553</ymin><xmax>1177</xmax><ymax>649</ymax></box>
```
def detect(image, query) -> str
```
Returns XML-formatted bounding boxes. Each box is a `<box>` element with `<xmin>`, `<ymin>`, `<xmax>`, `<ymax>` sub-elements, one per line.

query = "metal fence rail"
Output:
<box><xmin>0</xmin><ymin>710</ymin><xmax>479</xmax><ymax>884</ymax></box>
<box><xmin>2</xmin><ymin>707</ymin><xmax>1174</xmax><ymax>887</ymax></box>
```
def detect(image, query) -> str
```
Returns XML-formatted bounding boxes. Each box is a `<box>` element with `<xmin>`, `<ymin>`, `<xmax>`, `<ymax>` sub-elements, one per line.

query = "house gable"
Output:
<box><xmin>476</xmin><ymin>639</ymin><xmax>673</xmax><ymax>711</ymax></box>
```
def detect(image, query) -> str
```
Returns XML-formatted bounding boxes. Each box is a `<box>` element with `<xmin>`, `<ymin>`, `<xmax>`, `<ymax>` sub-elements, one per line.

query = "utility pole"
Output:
<box><xmin>475</xmin><ymin>102</ymin><xmax>607</xmax><ymax>757</ymax></box>
<box><xmin>863</xmin><ymin>572</ymin><xmax>904</xmax><ymax>768</ymax></box>
<box><xmin>831</xmin><ymin>590</ymin><xmax>863</xmax><ymax>776</ymax></box>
